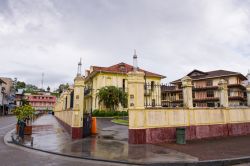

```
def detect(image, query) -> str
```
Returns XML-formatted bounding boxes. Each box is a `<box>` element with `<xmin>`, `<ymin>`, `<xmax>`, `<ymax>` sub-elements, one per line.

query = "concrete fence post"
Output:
<box><xmin>128</xmin><ymin>70</ymin><xmax>146</xmax><ymax>144</ymax></box>
<box><xmin>71</xmin><ymin>75</ymin><xmax>85</xmax><ymax>139</ymax></box>
<box><xmin>218</xmin><ymin>79</ymin><xmax>229</xmax><ymax>108</ymax></box>
<box><xmin>127</xmin><ymin>71</ymin><xmax>145</xmax><ymax>110</ymax></box>
<box><xmin>181</xmin><ymin>76</ymin><xmax>193</xmax><ymax>109</ymax></box>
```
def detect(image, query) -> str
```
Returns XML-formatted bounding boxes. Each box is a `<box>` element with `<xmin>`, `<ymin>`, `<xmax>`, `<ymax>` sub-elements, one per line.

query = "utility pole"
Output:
<box><xmin>41</xmin><ymin>73</ymin><xmax>44</xmax><ymax>90</ymax></box>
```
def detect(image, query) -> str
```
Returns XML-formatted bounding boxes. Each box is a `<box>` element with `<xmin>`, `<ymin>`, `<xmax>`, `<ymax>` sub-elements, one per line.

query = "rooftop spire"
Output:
<box><xmin>133</xmin><ymin>49</ymin><xmax>138</xmax><ymax>71</ymax></box>
<box><xmin>77</xmin><ymin>58</ymin><xmax>82</xmax><ymax>76</ymax></box>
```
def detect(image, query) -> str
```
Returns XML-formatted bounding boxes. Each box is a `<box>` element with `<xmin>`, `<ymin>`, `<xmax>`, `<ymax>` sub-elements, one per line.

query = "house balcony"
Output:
<box><xmin>228</xmin><ymin>96</ymin><xmax>246</xmax><ymax>101</ymax></box>
<box><xmin>193</xmin><ymin>86</ymin><xmax>218</xmax><ymax>91</ymax></box>
<box><xmin>161</xmin><ymin>88</ymin><xmax>182</xmax><ymax>93</ymax></box>
<box><xmin>228</xmin><ymin>84</ymin><xmax>246</xmax><ymax>90</ymax></box>
<box><xmin>161</xmin><ymin>98</ymin><xmax>183</xmax><ymax>103</ymax></box>
<box><xmin>193</xmin><ymin>97</ymin><xmax>219</xmax><ymax>102</ymax></box>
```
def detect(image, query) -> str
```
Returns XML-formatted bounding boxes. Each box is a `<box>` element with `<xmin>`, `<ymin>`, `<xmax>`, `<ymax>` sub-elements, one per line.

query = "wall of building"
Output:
<box><xmin>54</xmin><ymin>110</ymin><xmax>83</xmax><ymax>139</ymax></box>
<box><xmin>129</xmin><ymin>107</ymin><xmax>250</xmax><ymax>144</ymax></box>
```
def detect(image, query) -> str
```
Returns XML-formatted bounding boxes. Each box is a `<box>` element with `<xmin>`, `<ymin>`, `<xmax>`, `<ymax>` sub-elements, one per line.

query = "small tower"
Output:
<box><xmin>77</xmin><ymin>58</ymin><xmax>82</xmax><ymax>76</ymax></box>
<box><xmin>133</xmin><ymin>49</ymin><xmax>138</xmax><ymax>71</ymax></box>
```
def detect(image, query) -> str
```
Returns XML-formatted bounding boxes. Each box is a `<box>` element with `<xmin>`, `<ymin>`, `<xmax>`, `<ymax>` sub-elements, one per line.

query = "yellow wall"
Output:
<box><xmin>54</xmin><ymin>110</ymin><xmax>82</xmax><ymax>127</ymax></box>
<box><xmin>129</xmin><ymin>107</ymin><xmax>250</xmax><ymax>129</ymax></box>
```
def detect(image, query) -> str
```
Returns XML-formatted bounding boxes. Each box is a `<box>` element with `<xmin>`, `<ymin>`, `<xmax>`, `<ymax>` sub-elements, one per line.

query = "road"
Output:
<box><xmin>0</xmin><ymin>116</ymin><xmax>132</xmax><ymax>166</ymax></box>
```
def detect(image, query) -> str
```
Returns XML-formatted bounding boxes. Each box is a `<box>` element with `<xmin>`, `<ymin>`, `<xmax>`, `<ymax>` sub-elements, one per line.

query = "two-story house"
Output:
<box><xmin>162</xmin><ymin>69</ymin><xmax>247</xmax><ymax>107</ymax></box>
<box><xmin>25</xmin><ymin>92</ymin><xmax>56</xmax><ymax>113</ymax></box>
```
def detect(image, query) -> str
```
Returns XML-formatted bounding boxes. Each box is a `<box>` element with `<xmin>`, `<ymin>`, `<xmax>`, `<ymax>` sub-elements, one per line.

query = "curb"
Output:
<box><xmin>9</xmin><ymin>141</ymin><xmax>143</xmax><ymax>165</ymax></box>
<box><xmin>4</xmin><ymin>129</ymin><xmax>250</xmax><ymax>166</ymax></box>
<box><xmin>111</xmin><ymin>119</ymin><xmax>129</xmax><ymax>126</ymax></box>
<box><xmin>95</xmin><ymin>117</ymin><xmax>114</xmax><ymax>119</ymax></box>
<box><xmin>147</xmin><ymin>156</ymin><xmax>250</xmax><ymax>166</ymax></box>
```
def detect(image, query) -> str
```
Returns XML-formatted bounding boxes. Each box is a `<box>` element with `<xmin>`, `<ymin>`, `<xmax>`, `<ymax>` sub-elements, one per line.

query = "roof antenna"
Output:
<box><xmin>41</xmin><ymin>73</ymin><xmax>44</xmax><ymax>90</ymax></box>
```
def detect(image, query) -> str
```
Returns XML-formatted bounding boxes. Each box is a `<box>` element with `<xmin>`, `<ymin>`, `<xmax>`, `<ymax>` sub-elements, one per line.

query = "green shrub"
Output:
<box><xmin>105</xmin><ymin>111</ymin><xmax>113</xmax><ymax>117</ymax></box>
<box><xmin>113</xmin><ymin>111</ymin><xmax>119</xmax><ymax>116</ymax></box>
<box><xmin>122</xmin><ymin>111</ymin><xmax>128</xmax><ymax>116</ymax></box>
<box><xmin>98</xmin><ymin>111</ymin><xmax>106</xmax><ymax>117</ymax></box>
<box><xmin>92</xmin><ymin>109</ymin><xmax>100</xmax><ymax>116</ymax></box>
<box><xmin>92</xmin><ymin>110</ymin><xmax>128</xmax><ymax>117</ymax></box>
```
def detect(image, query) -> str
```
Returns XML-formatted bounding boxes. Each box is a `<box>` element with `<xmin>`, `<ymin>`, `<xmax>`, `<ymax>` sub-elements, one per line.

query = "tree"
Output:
<box><xmin>97</xmin><ymin>86</ymin><xmax>128</xmax><ymax>111</ymax></box>
<box><xmin>16</xmin><ymin>81</ymin><xmax>26</xmax><ymax>90</ymax></box>
<box><xmin>57</xmin><ymin>83</ymin><xmax>69</xmax><ymax>93</ymax></box>
<box><xmin>13</xmin><ymin>105</ymin><xmax>35</xmax><ymax>121</ymax></box>
<box><xmin>25</xmin><ymin>84</ymin><xmax>39</xmax><ymax>93</ymax></box>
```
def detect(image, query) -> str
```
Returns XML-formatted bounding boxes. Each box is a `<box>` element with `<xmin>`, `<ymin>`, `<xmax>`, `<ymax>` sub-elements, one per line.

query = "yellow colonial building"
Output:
<box><xmin>84</xmin><ymin>62</ymin><xmax>165</xmax><ymax>112</ymax></box>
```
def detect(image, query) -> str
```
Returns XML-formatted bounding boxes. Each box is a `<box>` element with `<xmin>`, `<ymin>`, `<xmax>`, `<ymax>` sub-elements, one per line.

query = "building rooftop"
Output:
<box><xmin>86</xmin><ymin>62</ymin><xmax>166</xmax><ymax>80</ymax></box>
<box><xmin>0</xmin><ymin>78</ymin><xmax>6</xmax><ymax>84</ymax></box>
<box><xmin>171</xmin><ymin>69</ymin><xmax>247</xmax><ymax>84</ymax></box>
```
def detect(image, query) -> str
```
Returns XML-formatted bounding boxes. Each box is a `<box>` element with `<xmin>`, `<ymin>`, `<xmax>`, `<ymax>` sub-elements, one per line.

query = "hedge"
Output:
<box><xmin>92</xmin><ymin>109</ymin><xmax>128</xmax><ymax>117</ymax></box>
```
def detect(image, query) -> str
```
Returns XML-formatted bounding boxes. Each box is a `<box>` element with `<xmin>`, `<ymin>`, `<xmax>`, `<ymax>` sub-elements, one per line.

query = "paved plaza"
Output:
<box><xmin>3</xmin><ymin>115</ymin><xmax>250</xmax><ymax>165</ymax></box>
<box><xmin>0</xmin><ymin>116</ymin><xmax>133</xmax><ymax>166</ymax></box>
<box><xmin>19</xmin><ymin>115</ymin><xmax>198</xmax><ymax>164</ymax></box>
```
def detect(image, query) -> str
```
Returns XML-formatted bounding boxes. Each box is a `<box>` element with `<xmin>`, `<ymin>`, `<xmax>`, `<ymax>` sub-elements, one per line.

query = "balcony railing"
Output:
<box><xmin>193</xmin><ymin>86</ymin><xmax>218</xmax><ymax>91</ymax></box>
<box><xmin>193</xmin><ymin>97</ymin><xmax>219</xmax><ymax>102</ymax></box>
<box><xmin>228</xmin><ymin>96</ymin><xmax>246</xmax><ymax>101</ymax></box>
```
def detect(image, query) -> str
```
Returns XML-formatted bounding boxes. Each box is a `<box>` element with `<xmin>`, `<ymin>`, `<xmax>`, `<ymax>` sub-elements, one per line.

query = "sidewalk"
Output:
<box><xmin>12</xmin><ymin>114</ymin><xmax>198</xmax><ymax>164</ymax></box>
<box><xmin>161</xmin><ymin>135</ymin><xmax>250</xmax><ymax>161</ymax></box>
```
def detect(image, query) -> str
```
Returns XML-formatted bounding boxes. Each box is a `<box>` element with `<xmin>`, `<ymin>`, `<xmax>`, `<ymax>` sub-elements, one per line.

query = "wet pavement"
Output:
<box><xmin>19</xmin><ymin>115</ymin><xmax>198</xmax><ymax>164</ymax></box>
<box><xmin>2</xmin><ymin>116</ymin><xmax>117</xmax><ymax>166</ymax></box>
<box><xmin>162</xmin><ymin>135</ymin><xmax>250</xmax><ymax>161</ymax></box>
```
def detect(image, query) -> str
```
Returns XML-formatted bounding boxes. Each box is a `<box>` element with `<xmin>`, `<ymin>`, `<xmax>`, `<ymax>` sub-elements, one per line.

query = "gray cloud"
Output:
<box><xmin>0</xmin><ymin>0</ymin><xmax>250</xmax><ymax>89</ymax></box>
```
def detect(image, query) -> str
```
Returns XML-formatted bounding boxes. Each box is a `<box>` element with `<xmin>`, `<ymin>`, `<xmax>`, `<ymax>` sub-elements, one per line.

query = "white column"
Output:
<box><xmin>218</xmin><ymin>79</ymin><xmax>229</xmax><ymax>108</ymax></box>
<box><xmin>181</xmin><ymin>76</ymin><xmax>193</xmax><ymax>109</ymax></box>
<box><xmin>127</xmin><ymin>71</ymin><xmax>145</xmax><ymax>109</ymax></box>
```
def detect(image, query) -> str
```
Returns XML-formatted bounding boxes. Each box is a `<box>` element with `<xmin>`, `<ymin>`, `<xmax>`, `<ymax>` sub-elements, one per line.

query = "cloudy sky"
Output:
<box><xmin>0</xmin><ymin>0</ymin><xmax>250</xmax><ymax>90</ymax></box>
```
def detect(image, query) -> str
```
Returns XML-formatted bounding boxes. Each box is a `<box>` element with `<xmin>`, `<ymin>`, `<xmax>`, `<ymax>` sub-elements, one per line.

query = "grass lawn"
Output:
<box><xmin>111</xmin><ymin>119</ymin><xmax>129</xmax><ymax>126</ymax></box>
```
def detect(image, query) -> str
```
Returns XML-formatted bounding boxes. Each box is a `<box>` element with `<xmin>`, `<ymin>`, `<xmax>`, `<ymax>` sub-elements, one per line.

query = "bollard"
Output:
<box><xmin>31</xmin><ymin>137</ymin><xmax>34</xmax><ymax>147</ymax></box>
<box><xmin>91</xmin><ymin>117</ymin><xmax>97</xmax><ymax>134</ymax></box>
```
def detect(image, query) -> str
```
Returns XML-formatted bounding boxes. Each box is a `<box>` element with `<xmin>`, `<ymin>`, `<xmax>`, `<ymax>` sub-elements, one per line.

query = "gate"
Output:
<box><xmin>83</xmin><ymin>113</ymin><xmax>92</xmax><ymax>138</ymax></box>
